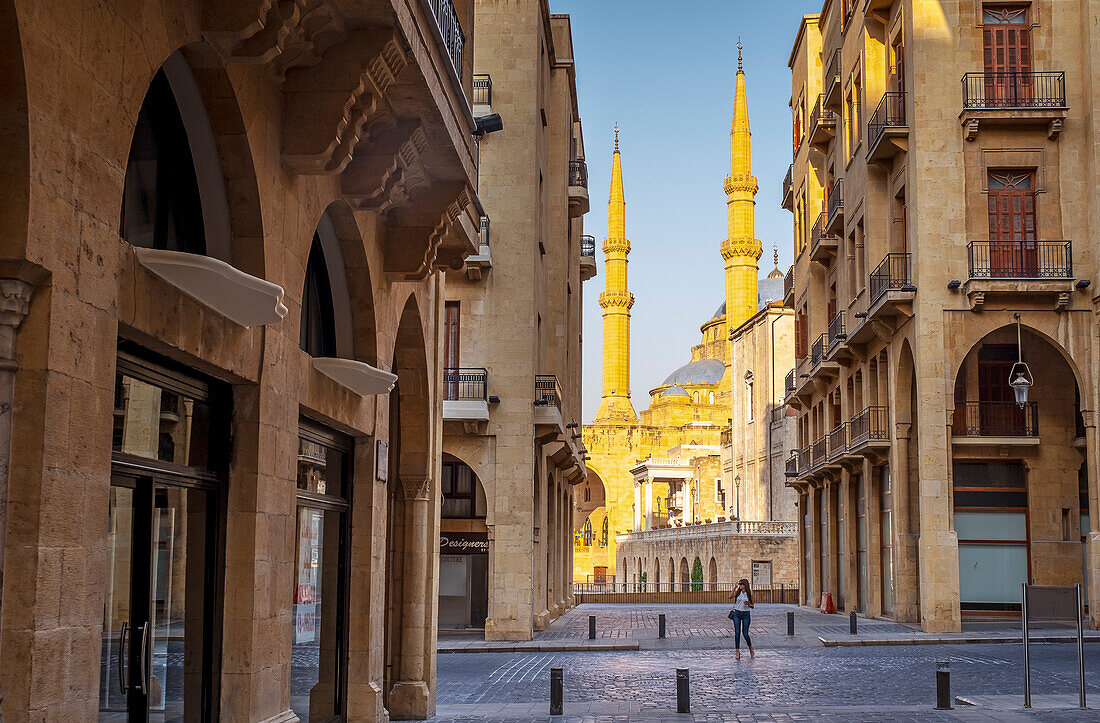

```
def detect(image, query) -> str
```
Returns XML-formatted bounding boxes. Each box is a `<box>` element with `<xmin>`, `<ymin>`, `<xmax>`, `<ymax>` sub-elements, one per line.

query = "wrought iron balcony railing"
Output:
<box><xmin>810</xmin><ymin>333</ymin><xmax>825</xmax><ymax>368</ymax></box>
<box><xmin>783</xmin><ymin>266</ymin><xmax>794</xmax><ymax>302</ymax></box>
<box><xmin>534</xmin><ymin>374</ymin><xmax>562</xmax><ymax>412</ymax></box>
<box><xmin>479</xmin><ymin>215</ymin><xmax>490</xmax><ymax>246</ymax></box>
<box><xmin>962</xmin><ymin>72</ymin><xmax>1066</xmax><ymax>110</ymax></box>
<box><xmin>569</xmin><ymin>158</ymin><xmax>589</xmax><ymax>189</ymax></box>
<box><xmin>827</xmin><ymin>178</ymin><xmax>844</xmax><ymax>221</ymax></box>
<box><xmin>809</xmin><ymin>94</ymin><xmax>836</xmax><ymax>136</ymax></box>
<box><xmin>784</xmin><ymin>369</ymin><xmax>796</xmax><ymax>396</ymax></box>
<box><xmin>811</xmin><ymin>436</ymin><xmax>827</xmax><ymax>469</ymax></box>
<box><xmin>827</xmin><ymin>311</ymin><xmax>845</xmax><ymax>348</ymax></box>
<box><xmin>785</xmin><ymin>451</ymin><xmax>801</xmax><ymax>478</ymax></box>
<box><xmin>825</xmin><ymin>49</ymin><xmax>842</xmax><ymax>90</ymax></box>
<box><xmin>720</xmin><ymin>427</ymin><xmax>733</xmax><ymax>446</ymax></box>
<box><xmin>952</xmin><ymin>401</ymin><xmax>1038</xmax><ymax>437</ymax></box>
<box><xmin>867</xmin><ymin>92</ymin><xmax>906</xmax><ymax>153</ymax></box>
<box><xmin>580</xmin><ymin>235</ymin><xmax>596</xmax><ymax>258</ymax></box>
<box><xmin>472</xmin><ymin>74</ymin><xmax>492</xmax><ymax>106</ymax></box>
<box><xmin>827</xmin><ymin>423</ymin><xmax>847</xmax><ymax>460</ymax></box>
<box><xmin>426</xmin><ymin>0</ymin><xmax>465</xmax><ymax>77</ymax></box>
<box><xmin>782</xmin><ymin>164</ymin><xmax>793</xmax><ymax>207</ymax></box>
<box><xmin>869</xmin><ymin>252</ymin><xmax>912</xmax><ymax>306</ymax></box>
<box><xmin>443</xmin><ymin>368</ymin><xmax>487</xmax><ymax>401</ymax></box>
<box><xmin>966</xmin><ymin>240</ymin><xmax>1072</xmax><ymax>279</ymax></box>
<box><xmin>849</xmin><ymin>406</ymin><xmax>889</xmax><ymax>446</ymax></box>
<box><xmin>810</xmin><ymin>211</ymin><xmax>835</xmax><ymax>252</ymax></box>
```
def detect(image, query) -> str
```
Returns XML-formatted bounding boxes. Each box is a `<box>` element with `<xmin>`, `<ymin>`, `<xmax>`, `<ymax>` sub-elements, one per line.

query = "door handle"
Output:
<box><xmin>138</xmin><ymin>622</ymin><xmax>150</xmax><ymax>696</ymax></box>
<box><xmin>118</xmin><ymin>622</ymin><xmax>129</xmax><ymax>695</ymax></box>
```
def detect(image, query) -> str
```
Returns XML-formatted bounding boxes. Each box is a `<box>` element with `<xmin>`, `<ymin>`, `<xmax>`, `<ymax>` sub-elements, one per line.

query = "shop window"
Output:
<box><xmin>292</xmin><ymin>421</ymin><xmax>352</xmax><ymax>720</ymax></box>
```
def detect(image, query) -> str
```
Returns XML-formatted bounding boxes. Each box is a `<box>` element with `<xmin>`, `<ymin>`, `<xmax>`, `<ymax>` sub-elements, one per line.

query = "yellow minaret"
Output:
<box><xmin>595</xmin><ymin>125</ymin><xmax>638</xmax><ymax>423</ymax></box>
<box><xmin>721</xmin><ymin>40</ymin><xmax>762</xmax><ymax>332</ymax></box>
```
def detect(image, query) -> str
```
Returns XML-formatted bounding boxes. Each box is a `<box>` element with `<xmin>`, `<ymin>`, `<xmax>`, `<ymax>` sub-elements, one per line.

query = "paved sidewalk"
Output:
<box><xmin>440</xmin><ymin>603</ymin><xmax>1100</xmax><ymax>652</ymax></box>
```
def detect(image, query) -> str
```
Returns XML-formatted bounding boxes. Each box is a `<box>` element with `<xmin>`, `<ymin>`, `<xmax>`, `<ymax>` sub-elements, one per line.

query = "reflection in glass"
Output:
<box><xmin>291</xmin><ymin>507</ymin><xmax>343</xmax><ymax>721</ymax></box>
<box><xmin>113</xmin><ymin>373</ymin><xmax>210</xmax><ymax>468</ymax></box>
<box><xmin>99</xmin><ymin>487</ymin><xmax>134</xmax><ymax>717</ymax></box>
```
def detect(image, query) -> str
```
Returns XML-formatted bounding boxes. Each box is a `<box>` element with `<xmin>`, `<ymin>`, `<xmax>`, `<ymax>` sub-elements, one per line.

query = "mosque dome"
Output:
<box><xmin>661</xmin><ymin>385</ymin><xmax>689</xmax><ymax>397</ymax></box>
<box><xmin>661</xmin><ymin>358</ymin><xmax>725</xmax><ymax>386</ymax></box>
<box><xmin>712</xmin><ymin>301</ymin><xmax>726</xmax><ymax>319</ymax></box>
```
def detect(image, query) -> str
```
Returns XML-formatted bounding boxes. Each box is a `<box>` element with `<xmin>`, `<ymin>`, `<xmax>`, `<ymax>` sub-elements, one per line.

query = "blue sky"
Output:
<box><xmin>553</xmin><ymin>0</ymin><xmax>820</xmax><ymax>422</ymax></box>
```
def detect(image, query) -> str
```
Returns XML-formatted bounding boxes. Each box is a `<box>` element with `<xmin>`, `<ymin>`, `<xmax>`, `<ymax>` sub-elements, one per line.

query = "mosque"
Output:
<box><xmin>575</xmin><ymin>48</ymin><xmax>799</xmax><ymax>588</ymax></box>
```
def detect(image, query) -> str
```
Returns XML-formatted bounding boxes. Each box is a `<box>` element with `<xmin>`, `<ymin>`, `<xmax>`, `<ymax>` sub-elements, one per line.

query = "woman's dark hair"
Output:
<box><xmin>737</xmin><ymin>578</ymin><xmax>754</xmax><ymax>605</ymax></box>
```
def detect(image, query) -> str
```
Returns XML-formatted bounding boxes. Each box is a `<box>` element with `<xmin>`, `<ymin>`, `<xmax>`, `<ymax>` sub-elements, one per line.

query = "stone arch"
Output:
<box><xmin>121</xmin><ymin>43</ymin><xmax>266</xmax><ymax>277</ymax></box>
<box><xmin>319</xmin><ymin>201</ymin><xmax>379</xmax><ymax>366</ymax></box>
<box><xmin>390</xmin><ymin>295</ymin><xmax>431</xmax><ymax>479</ymax></box>
<box><xmin>0</xmin><ymin>0</ymin><xmax>28</xmax><ymax>259</ymax></box>
<box><xmin>708</xmin><ymin>557</ymin><xmax>718</xmax><ymax>586</ymax></box>
<box><xmin>441</xmin><ymin>452</ymin><xmax>488</xmax><ymax>518</ymax></box>
<box><xmin>679</xmin><ymin>557</ymin><xmax>689</xmax><ymax>591</ymax></box>
<box><xmin>654</xmin><ymin>557</ymin><xmax>661</xmax><ymax>587</ymax></box>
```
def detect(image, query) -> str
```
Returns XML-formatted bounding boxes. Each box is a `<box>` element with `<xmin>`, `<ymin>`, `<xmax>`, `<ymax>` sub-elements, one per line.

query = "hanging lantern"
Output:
<box><xmin>1009</xmin><ymin>365</ymin><xmax>1033</xmax><ymax>407</ymax></box>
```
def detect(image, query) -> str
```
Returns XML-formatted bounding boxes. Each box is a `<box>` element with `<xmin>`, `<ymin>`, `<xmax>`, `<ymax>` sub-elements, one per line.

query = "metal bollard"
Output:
<box><xmin>588</xmin><ymin>615</ymin><xmax>596</xmax><ymax>640</ymax></box>
<box><xmin>550</xmin><ymin>667</ymin><xmax>563</xmax><ymax>715</ymax></box>
<box><xmin>850</xmin><ymin>610</ymin><xmax>857</xmax><ymax>635</ymax></box>
<box><xmin>787</xmin><ymin>611</ymin><xmax>795</xmax><ymax>636</ymax></box>
<box><xmin>935</xmin><ymin>660</ymin><xmax>952</xmax><ymax>710</ymax></box>
<box><xmin>676</xmin><ymin>668</ymin><xmax>690</xmax><ymax>713</ymax></box>
<box><xmin>659</xmin><ymin>613</ymin><xmax>666</xmax><ymax>639</ymax></box>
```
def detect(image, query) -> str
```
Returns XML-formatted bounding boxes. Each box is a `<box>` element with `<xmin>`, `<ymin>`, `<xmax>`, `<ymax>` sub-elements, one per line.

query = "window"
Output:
<box><xmin>846</xmin><ymin>71</ymin><xmax>862</xmax><ymax>156</ymax></box>
<box><xmin>745</xmin><ymin>373</ymin><xmax>755</xmax><ymax>423</ymax></box>
<box><xmin>709</xmin><ymin>391</ymin><xmax>715</xmax><ymax>405</ymax></box>
<box><xmin>293</xmin><ymin>421</ymin><xmax>352</xmax><ymax>721</ymax></box>
<box><xmin>582</xmin><ymin>518</ymin><xmax>593</xmax><ymax>546</ymax></box>
<box><xmin>600</xmin><ymin>517</ymin><xmax>609</xmax><ymax>546</ymax></box>
<box><xmin>442</xmin><ymin>461</ymin><xmax>484</xmax><ymax>518</ymax></box>
<box><xmin>300</xmin><ymin>235</ymin><xmax>337</xmax><ymax>357</ymax></box>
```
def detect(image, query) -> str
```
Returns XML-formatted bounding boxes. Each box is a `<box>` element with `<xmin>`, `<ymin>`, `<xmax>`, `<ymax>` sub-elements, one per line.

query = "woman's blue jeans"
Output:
<box><xmin>732</xmin><ymin>610</ymin><xmax>752</xmax><ymax>650</ymax></box>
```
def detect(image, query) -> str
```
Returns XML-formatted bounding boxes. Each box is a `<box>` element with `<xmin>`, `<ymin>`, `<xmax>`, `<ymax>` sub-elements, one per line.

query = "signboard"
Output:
<box><xmin>375</xmin><ymin>440</ymin><xmax>388</xmax><ymax>482</ymax></box>
<box><xmin>751</xmin><ymin>560</ymin><xmax>773</xmax><ymax>587</ymax></box>
<box><xmin>439</xmin><ymin>531</ymin><xmax>489</xmax><ymax>554</ymax></box>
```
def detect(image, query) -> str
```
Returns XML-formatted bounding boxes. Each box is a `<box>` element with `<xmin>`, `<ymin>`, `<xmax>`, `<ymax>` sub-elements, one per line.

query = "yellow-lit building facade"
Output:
<box><xmin>577</xmin><ymin>54</ymin><xmax>799</xmax><ymax>588</ymax></box>
<box><xmin>784</xmin><ymin>0</ymin><xmax>1100</xmax><ymax>632</ymax></box>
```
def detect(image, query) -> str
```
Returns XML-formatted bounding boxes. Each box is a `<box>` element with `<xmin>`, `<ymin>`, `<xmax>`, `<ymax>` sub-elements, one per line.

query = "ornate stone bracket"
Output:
<box><xmin>963</xmin><ymin>117</ymin><xmax>980</xmax><ymax>142</ymax></box>
<box><xmin>203</xmin><ymin>0</ymin><xmax>346</xmax><ymax>76</ymax></box>
<box><xmin>342</xmin><ymin>122</ymin><xmax>430</xmax><ymax>214</ymax></box>
<box><xmin>869</xmin><ymin>318</ymin><xmax>894</xmax><ymax>343</ymax></box>
<box><xmin>1048</xmin><ymin>118</ymin><xmax>1064</xmax><ymax>140</ymax></box>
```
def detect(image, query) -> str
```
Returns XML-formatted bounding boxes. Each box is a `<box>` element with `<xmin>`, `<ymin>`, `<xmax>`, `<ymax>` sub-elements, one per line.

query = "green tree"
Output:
<box><xmin>691</xmin><ymin>557</ymin><xmax>703</xmax><ymax>592</ymax></box>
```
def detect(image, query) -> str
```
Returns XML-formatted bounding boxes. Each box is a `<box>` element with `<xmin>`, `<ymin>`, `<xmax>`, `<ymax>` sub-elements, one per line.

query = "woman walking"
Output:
<box><xmin>728</xmin><ymin>578</ymin><xmax>755</xmax><ymax>659</ymax></box>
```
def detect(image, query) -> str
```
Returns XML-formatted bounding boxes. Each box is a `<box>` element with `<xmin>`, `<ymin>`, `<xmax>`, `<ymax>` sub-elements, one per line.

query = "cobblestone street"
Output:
<box><xmin>432</xmin><ymin>605</ymin><xmax>1100</xmax><ymax>721</ymax></box>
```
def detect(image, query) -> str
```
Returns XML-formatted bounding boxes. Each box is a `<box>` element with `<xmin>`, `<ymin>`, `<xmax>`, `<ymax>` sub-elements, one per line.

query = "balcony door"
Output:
<box><xmin>977</xmin><ymin>345</ymin><xmax>1026</xmax><ymax>435</ymax></box>
<box><xmin>443</xmin><ymin>301</ymin><xmax>460</xmax><ymax>399</ymax></box>
<box><xmin>983</xmin><ymin>5</ymin><xmax>1032</xmax><ymax>105</ymax></box>
<box><xmin>987</xmin><ymin>171</ymin><xmax>1037</xmax><ymax>276</ymax></box>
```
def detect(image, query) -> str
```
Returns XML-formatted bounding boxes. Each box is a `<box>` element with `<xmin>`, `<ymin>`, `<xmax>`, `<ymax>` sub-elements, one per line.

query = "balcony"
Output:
<box><xmin>808</xmin><ymin>94</ymin><xmax>836</xmax><ymax>150</ymax></box>
<box><xmin>534</xmin><ymin>374</ymin><xmax>566</xmax><ymax>442</ymax></box>
<box><xmin>951</xmin><ymin>401</ymin><xmax>1040</xmax><ymax>446</ymax></box>
<box><xmin>426</xmin><ymin>0</ymin><xmax>465</xmax><ymax>77</ymax></box>
<box><xmin>810</xmin><ymin>333</ymin><xmax>825</xmax><ymax>369</ymax></box>
<box><xmin>810</xmin><ymin>436</ymin><xmax>828</xmax><ymax>471</ymax></box>
<box><xmin>824</xmin><ymin>311</ymin><xmax>851</xmax><ymax>363</ymax></box>
<box><xmin>845</xmin><ymin>406</ymin><xmax>890</xmax><ymax>457</ymax></box>
<box><xmin>463</xmin><ymin>215</ymin><xmax>493</xmax><ymax>279</ymax></box>
<box><xmin>472</xmin><ymin>73</ymin><xmax>492</xmax><ymax>115</ymax></box>
<box><xmin>847</xmin><ymin>253</ymin><xmax>914</xmax><ymax>345</ymax></box>
<box><xmin>809</xmin><ymin>211</ymin><xmax>839</xmax><ymax>264</ymax></box>
<box><xmin>823</xmin><ymin>49</ymin><xmax>843</xmax><ymax>109</ymax></box>
<box><xmin>784</xmin><ymin>369</ymin><xmax>796</xmax><ymax>398</ymax></box>
<box><xmin>962</xmin><ymin>240</ymin><xmax>1075</xmax><ymax>310</ymax></box>
<box><xmin>579</xmin><ymin>234</ymin><xmax>598</xmax><ymax>281</ymax></box>
<box><xmin>826</xmin><ymin>178</ymin><xmax>844</xmax><ymax>235</ymax></box>
<box><xmin>443</xmin><ymin>367</ymin><xmax>489</xmax><ymax>424</ymax></box>
<box><xmin>960</xmin><ymin>72</ymin><xmax>1067</xmax><ymax>141</ymax></box>
<box><xmin>720</xmin><ymin>427</ymin><xmax>733</xmax><ymax>447</ymax></box>
<box><xmin>866</xmin><ymin>92</ymin><xmax>907</xmax><ymax>164</ymax></box>
<box><xmin>783</xmin><ymin>266</ymin><xmax>794</xmax><ymax>307</ymax></box>
<box><xmin>782</xmin><ymin>164</ymin><xmax>794</xmax><ymax>211</ymax></box>
<box><xmin>568</xmin><ymin>158</ymin><xmax>590</xmax><ymax>216</ymax></box>
<box><xmin>810</xmin><ymin>331</ymin><xmax>840</xmax><ymax>381</ymax></box>
<box><xmin>785</xmin><ymin>451</ymin><xmax>802</xmax><ymax>478</ymax></box>
<box><xmin>827</xmin><ymin>423</ymin><xmax>848</xmax><ymax>463</ymax></box>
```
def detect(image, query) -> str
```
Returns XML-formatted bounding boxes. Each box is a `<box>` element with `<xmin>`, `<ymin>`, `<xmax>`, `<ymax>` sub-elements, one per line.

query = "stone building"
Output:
<box><xmin>578</xmin><ymin>52</ymin><xmax>798</xmax><ymax>590</ymax></box>
<box><xmin>439</xmin><ymin>0</ymin><xmax>589</xmax><ymax>641</ymax></box>
<box><xmin>0</xmin><ymin>0</ymin><xmax>484</xmax><ymax>720</ymax></box>
<box><xmin>783</xmin><ymin>0</ymin><xmax>1100</xmax><ymax>632</ymax></box>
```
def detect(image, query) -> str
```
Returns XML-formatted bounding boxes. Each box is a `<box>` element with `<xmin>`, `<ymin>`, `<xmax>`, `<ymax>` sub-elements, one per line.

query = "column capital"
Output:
<box><xmin>0</xmin><ymin>278</ymin><xmax>34</xmax><ymax>364</ymax></box>
<box><xmin>400</xmin><ymin>475</ymin><xmax>432</xmax><ymax>501</ymax></box>
<box><xmin>895</xmin><ymin>422</ymin><xmax>912</xmax><ymax>440</ymax></box>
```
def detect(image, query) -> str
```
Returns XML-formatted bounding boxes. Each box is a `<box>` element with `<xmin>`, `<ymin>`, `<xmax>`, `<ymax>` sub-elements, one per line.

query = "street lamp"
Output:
<box><xmin>734</xmin><ymin>475</ymin><xmax>741</xmax><ymax>521</ymax></box>
<box><xmin>692</xmin><ymin>484</ymin><xmax>699</xmax><ymax>525</ymax></box>
<box><xmin>1009</xmin><ymin>313</ymin><xmax>1034</xmax><ymax>408</ymax></box>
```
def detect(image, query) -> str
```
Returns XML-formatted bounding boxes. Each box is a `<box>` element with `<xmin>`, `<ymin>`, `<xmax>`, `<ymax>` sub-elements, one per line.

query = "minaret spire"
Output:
<box><xmin>721</xmin><ymin>42</ymin><xmax>762</xmax><ymax>332</ymax></box>
<box><xmin>595</xmin><ymin>125</ymin><xmax>638</xmax><ymax>423</ymax></box>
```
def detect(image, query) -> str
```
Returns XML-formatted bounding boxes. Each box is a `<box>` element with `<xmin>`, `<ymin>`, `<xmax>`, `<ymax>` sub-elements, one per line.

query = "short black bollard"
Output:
<box><xmin>550</xmin><ymin>667</ymin><xmax>563</xmax><ymax>715</ymax></box>
<box><xmin>850</xmin><ymin>610</ymin><xmax>857</xmax><ymax>635</ymax></box>
<box><xmin>659</xmin><ymin>613</ymin><xmax>666</xmax><ymax>639</ymax></box>
<box><xmin>676</xmin><ymin>668</ymin><xmax>690</xmax><ymax>713</ymax></box>
<box><xmin>588</xmin><ymin>614</ymin><xmax>596</xmax><ymax>640</ymax></box>
<box><xmin>787</xmin><ymin>611</ymin><xmax>795</xmax><ymax>636</ymax></box>
<box><xmin>935</xmin><ymin>661</ymin><xmax>952</xmax><ymax>710</ymax></box>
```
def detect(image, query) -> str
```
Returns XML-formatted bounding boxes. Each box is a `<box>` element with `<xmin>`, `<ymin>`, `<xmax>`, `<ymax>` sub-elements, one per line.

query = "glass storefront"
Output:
<box><xmin>291</xmin><ymin>422</ymin><xmax>351</xmax><ymax>721</ymax></box>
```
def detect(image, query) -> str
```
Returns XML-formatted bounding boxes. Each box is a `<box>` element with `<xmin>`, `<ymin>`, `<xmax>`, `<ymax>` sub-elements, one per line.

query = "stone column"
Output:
<box><xmin>797</xmin><ymin>492</ymin><xmax>808</xmax><ymax>604</ymax></box>
<box><xmin>841</xmin><ymin>470</ymin><xmax>858</xmax><ymax>611</ymax></box>
<box><xmin>1083</xmin><ymin>411</ymin><xmax>1100</xmax><ymax>627</ymax></box>
<box><xmin>892</xmin><ymin>422</ymin><xmax>920</xmax><ymax>622</ymax></box>
<box><xmin>0</xmin><ymin>278</ymin><xmax>33</xmax><ymax>717</ymax></box>
<box><xmin>808</xmin><ymin>484</ymin><xmax>821</xmax><ymax>607</ymax></box>
<box><xmin>389</xmin><ymin>475</ymin><xmax>433</xmax><ymax>718</ymax></box>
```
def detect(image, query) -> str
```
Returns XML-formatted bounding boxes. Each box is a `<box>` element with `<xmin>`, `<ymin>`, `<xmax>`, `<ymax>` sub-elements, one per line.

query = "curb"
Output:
<box><xmin>820</xmin><ymin>635</ymin><xmax>1100</xmax><ymax>647</ymax></box>
<box><xmin>438</xmin><ymin>642</ymin><xmax>641</xmax><ymax>654</ymax></box>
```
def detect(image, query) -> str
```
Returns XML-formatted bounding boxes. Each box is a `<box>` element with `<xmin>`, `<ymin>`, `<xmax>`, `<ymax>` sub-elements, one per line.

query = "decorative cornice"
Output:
<box><xmin>602</xmin><ymin>237</ymin><xmax>630</xmax><ymax>254</ymax></box>
<box><xmin>724</xmin><ymin>173</ymin><xmax>759</xmax><ymax>196</ymax></box>
<box><xmin>721</xmin><ymin>237</ymin><xmax>763</xmax><ymax>261</ymax></box>
<box><xmin>599</xmin><ymin>291</ymin><xmax>635</xmax><ymax>310</ymax></box>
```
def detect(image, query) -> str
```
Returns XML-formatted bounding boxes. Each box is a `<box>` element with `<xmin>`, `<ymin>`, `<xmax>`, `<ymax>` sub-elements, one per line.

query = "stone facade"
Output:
<box><xmin>440</xmin><ymin>0</ymin><xmax>588</xmax><ymax>642</ymax></box>
<box><xmin>784</xmin><ymin>0</ymin><xmax>1100</xmax><ymax>633</ymax></box>
<box><xmin>0</xmin><ymin>0</ymin><xmax>484</xmax><ymax>720</ymax></box>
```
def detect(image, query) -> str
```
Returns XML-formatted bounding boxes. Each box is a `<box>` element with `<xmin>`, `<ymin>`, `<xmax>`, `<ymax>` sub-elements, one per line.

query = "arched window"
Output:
<box><xmin>582</xmin><ymin>518</ymin><xmax>593</xmax><ymax>546</ymax></box>
<box><xmin>600</xmin><ymin>517</ymin><xmax>609</xmax><ymax>546</ymax></box>
<box><xmin>122</xmin><ymin>69</ymin><xmax>206</xmax><ymax>254</ymax></box>
<box><xmin>692</xmin><ymin>391</ymin><xmax>699</xmax><ymax>403</ymax></box>
<box><xmin>745</xmin><ymin>371</ymin><xmax>755</xmax><ymax>423</ymax></box>
<box><xmin>709</xmin><ymin>391</ymin><xmax>715</xmax><ymax>404</ymax></box>
<box><xmin>301</xmin><ymin>234</ymin><xmax>337</xmax><ymax>357</ymax></box>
